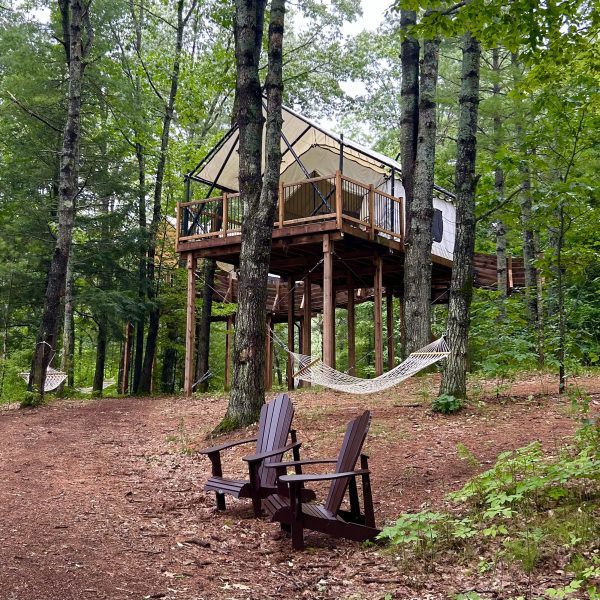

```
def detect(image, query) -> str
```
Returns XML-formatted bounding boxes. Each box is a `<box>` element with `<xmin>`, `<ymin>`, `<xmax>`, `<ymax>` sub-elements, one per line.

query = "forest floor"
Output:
<box><xmin>1</xmin><ymin>373</ymin><xmax>599</xmax><ymax>600</ymax></box>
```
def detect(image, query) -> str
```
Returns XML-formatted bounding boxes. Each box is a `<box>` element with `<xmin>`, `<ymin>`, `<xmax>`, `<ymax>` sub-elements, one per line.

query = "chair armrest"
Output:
<box><xmin>242</xmin><ymin>441</ymin><xmax>301</xmax><ymax>463</ymax></box>
<box><xmin>264</xmin><ymin>458</ymin><xmax>338</xmax><ymax>469</ymax></box>
<box><xmin>198</xmin><ymin>436</ymin><xmax>257</xmax><ymax>455</ymax></box>
<box><xmin>280</xmin><ymin>469</ymin><xmax>370</xmax><ymax>484</ymax></box>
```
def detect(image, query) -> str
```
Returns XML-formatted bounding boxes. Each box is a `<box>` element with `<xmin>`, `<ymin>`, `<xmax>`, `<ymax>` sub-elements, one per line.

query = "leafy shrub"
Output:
<box><xmin>432</xmin><ymin>393</ymin><xmax>464</xmax><ymax>414</ymax></box>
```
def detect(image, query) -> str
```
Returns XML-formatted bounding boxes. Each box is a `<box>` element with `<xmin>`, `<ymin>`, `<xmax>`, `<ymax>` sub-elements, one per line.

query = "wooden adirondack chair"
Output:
<box><xmin>199</xmin><ymin>393</ymin><xmax>313</xmax><ymax>517</ymax></box>
<box><xmin>262</xmin><ymin>410</ymin><xmax>380</xmax><ymax>550</ymax></box>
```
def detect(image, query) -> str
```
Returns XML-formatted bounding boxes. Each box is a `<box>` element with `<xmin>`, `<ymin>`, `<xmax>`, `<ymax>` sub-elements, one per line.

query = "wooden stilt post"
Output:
<box><xmin>386</xmin><ymin>288</ymin><xmax>395</xmax><ymax>371</ymax></box>
<box><xmin>323</xmin><ymin>235</ymin><xmax>335</xmax><ymax>368</ymax></box>
<box><xmin>224</xmin><ymin>315</ymin><xmax>232</xmax><ymax>390</ymax></box>
<box><xmin>301</xmin><ymin>273</ymin><xmax>312</xmax><ymax>387</ymax></box>
<box><xmin>374</xmin><ymin>255</ymin><xmax>383</xmax><ymax>376</ymax></box>
<box><xmin>347</xmin><ymin>277</ymin><xmax>356</xmax><ymax>376</ymax></box>
<box><xmin>287</xmin><ymin>275</ymin><xmax>295</xmax><ymax>390</ymax></box>
<box><xmin>265</xmin><ymin>314</ymin><xmax>272</xmax><ymax>390</ymax></box>
<box><xmin>184</xmin><ymin>253</ymin><xmax>196</xmax><ymax>397</ymax></box>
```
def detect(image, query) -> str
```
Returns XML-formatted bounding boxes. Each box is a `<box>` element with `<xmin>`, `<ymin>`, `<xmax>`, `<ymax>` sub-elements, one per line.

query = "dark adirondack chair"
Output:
<box><xmin>199</xmin><ymin>393</ymin><xmax>313</xmax><ymax>517</ymax></box>
<box><xmin>262</xmin><ymin>410</ymin><xmax>380</xmax><ymax>550</ymax></box>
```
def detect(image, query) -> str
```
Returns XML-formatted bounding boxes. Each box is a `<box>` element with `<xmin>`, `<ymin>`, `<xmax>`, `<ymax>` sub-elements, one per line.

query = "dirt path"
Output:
<box><xmin>0</xmin><ymin>374</ymin><xmax>598</xmax><ymax>600</ymax></box>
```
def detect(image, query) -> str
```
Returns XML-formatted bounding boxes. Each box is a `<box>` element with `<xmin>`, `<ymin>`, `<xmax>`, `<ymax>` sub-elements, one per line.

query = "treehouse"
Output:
<box><xmin>176</xmin><ymin>105</ymin><xmax>523</xmax><ymax>395</ymax></box>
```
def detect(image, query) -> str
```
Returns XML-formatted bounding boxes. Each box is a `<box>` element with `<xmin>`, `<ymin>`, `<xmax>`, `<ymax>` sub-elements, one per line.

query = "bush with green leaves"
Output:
<box><xmin>378</xmin><ymin>419</ymin><xmax>600</xmax><ymax>593</ymax></box>
<box><xmin>432</xmin><ymin>393</ymin><xmax>464</xmax><ymax>414</ymax></box>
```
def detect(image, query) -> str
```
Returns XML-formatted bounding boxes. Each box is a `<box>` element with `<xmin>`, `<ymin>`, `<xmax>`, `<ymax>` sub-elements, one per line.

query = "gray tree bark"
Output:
<box><xmin>403</xmin><ymin>37</ymin><xmax>440</xmax><ymax>354</ymax></box>
<box><xmin>399</xmin><ymin>10</ymin><xmax>419</xmax><ymax>218</ymax></box>
<box><xmin>59</xmin><ymin>250</ymin><xmax>75</xmax><ymax>389</ymax></box>
<box><xmin>439</xmin><ymin>32</ymin><xmax>481</xmax><ymax>400</ymax></box>
<box><xmin>28</xmin><ymin>0</ymin><xmax>93</xmax><ymax>403</ymax></box>
<box><xmin>220</xmin><ymin>0</ymin><xmax>284</xmax><ymax>430</ymax></box>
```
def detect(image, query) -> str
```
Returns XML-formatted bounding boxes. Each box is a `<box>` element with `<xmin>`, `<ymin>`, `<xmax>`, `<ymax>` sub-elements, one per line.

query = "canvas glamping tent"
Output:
<box><xmin>186</xmin><ymin>103</ymin><xmax>456</xmax><ymax>262</ymax></box>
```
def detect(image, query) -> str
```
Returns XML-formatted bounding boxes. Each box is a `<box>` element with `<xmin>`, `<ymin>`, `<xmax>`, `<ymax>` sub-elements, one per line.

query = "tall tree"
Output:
<box><xmin>440</xmin><ymin>31</ymin><xmax>481</xmax><ymax>399</ymax></box>
<box><xmin>138</xmin><ymin>0</ymin><xmax>198</xmax><ymax>393</ymax></box>
<box><xmin>399</xmin><ymin>9</ymin><xmax>419</xmax><ymax>215</ymax></box>
<box><xmin>403</xmin><ymin>35</ymin><xmax>440</xmax><ymax>354</ymax></box>
<box><xmin>28</xmin><ymin>0</ymin><xmax>93</xmax><ymax>403</ymax></box>
<box><xmin>219</xmin><ymin>0</ymin><xmax>285</xmax><ymax>429</ymax></box>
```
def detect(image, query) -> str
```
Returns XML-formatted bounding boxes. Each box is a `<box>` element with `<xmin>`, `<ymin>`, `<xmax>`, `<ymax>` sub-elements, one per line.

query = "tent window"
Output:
<box><xmin>433</xmin><ymin>209</ymin><xmax>443</xmax><ymax>243</ymax></box>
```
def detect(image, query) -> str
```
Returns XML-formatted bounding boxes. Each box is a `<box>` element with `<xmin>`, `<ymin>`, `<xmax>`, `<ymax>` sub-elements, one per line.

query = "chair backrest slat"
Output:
<box><xmin>256</xmin><ymin>393</ymin><xmax>294</xmax><ymax>487</ymax></box>
<box><xmin>324</xmin><ymin>411</ymin><xmax>371</xmax><ymax>514</ymax></box>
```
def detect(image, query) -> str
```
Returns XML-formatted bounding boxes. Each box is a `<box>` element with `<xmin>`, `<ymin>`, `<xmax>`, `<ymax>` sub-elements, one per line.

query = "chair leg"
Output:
<box><xmin>290</xmin><ymin>482</ymin><xmax>304</xmax><ymax>550</ymax></box>
<box><xmin>291</xmin><ymin>519</ymin><xmax>305</xmax><ymax>550</ymax></box>
<box><xmin>216</xmin><ymin>492</ymin><xmax>226</xmax><ymax>511</ymax></box>
<box><xmin>251</xmin><ymin>494</ymin><xmax>262</xmax><ymax>517</ymax></box>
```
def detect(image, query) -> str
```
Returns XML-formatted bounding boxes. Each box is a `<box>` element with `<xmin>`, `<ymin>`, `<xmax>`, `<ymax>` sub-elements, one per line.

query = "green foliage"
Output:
<box><xmin>432</xmin><ymin>393</ymin><xmax>464</xmax><ymax>414</ymax></box>
<box><xmin>379</xmin><ymin>417</ymin><xmax>600</xmax><ymax>587</ymax></box>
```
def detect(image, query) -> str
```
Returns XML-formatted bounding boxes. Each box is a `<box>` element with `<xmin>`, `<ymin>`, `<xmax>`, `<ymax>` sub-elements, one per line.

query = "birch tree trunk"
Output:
<box><xmin>439</xmin><ymin>32</ymin><xmax>481</xmax><ymax>400</ymax></box>
<box><xmin>403</xmin><ymin>37</ymin><xmax>440</xmax><ymax>354</ymax></box>
<box><xmin>28</xmin><ymin>0</ymin><xmax>93</xmax><ymax>403</ymax></box>
<box><xmin>220</xmin><ymin>0</ymin><xmax>284</xmax><ymax>430</ymax></box>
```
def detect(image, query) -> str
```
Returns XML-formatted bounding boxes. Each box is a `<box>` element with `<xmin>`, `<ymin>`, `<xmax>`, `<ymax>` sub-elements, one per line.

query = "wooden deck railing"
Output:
<box><xmin>176</xmin><ymin>171</ymin><xmax>404</xmax><ymax>246</ymax></box>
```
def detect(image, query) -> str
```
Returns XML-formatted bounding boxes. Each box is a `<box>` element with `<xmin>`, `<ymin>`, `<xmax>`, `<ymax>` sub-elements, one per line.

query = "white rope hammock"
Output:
<box><xmin>287</xmin><ymin>336</ymin><xmax>450</xmax><ymax>395</ymax></box>
<box><xmin>20</xmin><ymin>367</ymin><xmax>67</xmax><ymax>393</ymax></box>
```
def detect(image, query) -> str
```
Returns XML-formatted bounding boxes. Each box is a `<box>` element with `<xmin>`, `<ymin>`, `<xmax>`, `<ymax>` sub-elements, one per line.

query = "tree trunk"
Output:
<box><xmin>160</xmin><ymin>319</ymin><xmax>178</xmax><ymax>393</ymax></box>
<box><xmin>138</xmin><ymin>0</ymin><xmax>195</xmax><ymax>393</ymax></box>
<box><xmin>59</xmin><ymin>249</ymin><xmax>75</xmax><ymax>389</ymax></box>
<box><xmin>195</xmin><ymin>258</ymin><xmax>216</xmax><ymax>391</ymax></box>
<box><xmin>519</xmin><ymin>163</ymin><xmax>538</xmax><ymax>324</ymax></box>
<box><xmin>221</xmin><ymin>0</ymin><xmax>284</xmax><ymax>430</ymax></box>
<box><xmin>28</xmin><ymin>0</ymin><xmax>93</xmax><ymax>403</ymax></box>
<box><xmin>495</xmin><ymin>219</ymin><xmax>507</xmax><ymax>302</ymax></box>
<box><xmin>131</xmin><ymin>0</ymin><xmax>146</xmax><ymax>394</ymax></box>
<box><xmin>440</xmin><ymin>32</ymin><xmax>481</xmax><ymax>400</ymax></box>
<box><xmin>399</xmin><ymin>9</ymin><xmax>419</xmax><ymax>218</ymax></box>
<box><xmin>92</xmin><ymin>320</ymin><xmax>107</xmax><ymax>395</ymax></box>
<box><xmin>403</xmin><ymin>37</ymin><xmax>440</xmax><ymax>354</ymax></box>
<box><xmin>491</xmin><ymin>48</ymin><xmax>507</xmax><ymax>320</ymax></box>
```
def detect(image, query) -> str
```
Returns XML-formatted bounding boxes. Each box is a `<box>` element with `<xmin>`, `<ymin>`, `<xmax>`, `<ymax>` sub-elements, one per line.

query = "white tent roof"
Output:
<box><xmin>190</xmin><ymin>104</ymin><xmax>448</xmax><ymax>195</ymax></box>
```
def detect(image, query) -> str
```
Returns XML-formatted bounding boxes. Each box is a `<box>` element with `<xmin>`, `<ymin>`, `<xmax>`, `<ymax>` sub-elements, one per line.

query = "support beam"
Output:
<box><xmin>224</xmin><ymin>315</ymin><xmax>232</xmax><ymax>390</ymax></box>
<box><xmin>302</xmin><ymin>273</ymin><xmax>312</xmax><ymax>387</ymax></box>
<box><xmin>184</xmin><ymin>253</ymin><xmax>196</xmax><ymax>397</ymax></box>
<box><xmin>287</xmin><ymin>275</ymin><xmax>295</xmax><ymax>390</ymax></box>
<box><xmin>323</xmin><ymin>235</ymin><xmax>335</xmax><ymax>368</ymax></box>
<box><xmin>386</xmin><ymin>288</ymin><xmax>395</xmax><ymax>370</ymax></box>
<box><xmin>374</xmin><ymin>255</ymin><xmax>383</xmax><ymax>376</ymax></box>
<box><xmin>347</xmin><ymin>279</ymin><xmax>356</xmax><ymax>376</ymax></box>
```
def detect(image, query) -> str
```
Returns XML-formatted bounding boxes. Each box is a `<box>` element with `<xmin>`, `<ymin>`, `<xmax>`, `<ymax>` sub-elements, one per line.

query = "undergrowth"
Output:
<box><xmin>379</xmin><ymin>394</ymin><xmax>600</xmax><ymax>598</ymax></box>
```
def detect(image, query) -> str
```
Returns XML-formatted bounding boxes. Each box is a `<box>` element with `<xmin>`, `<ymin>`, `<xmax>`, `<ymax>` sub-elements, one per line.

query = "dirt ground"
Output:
<box><xmin>1</xmin><ymin>373</ymin><xmax>598</xmax><ymax>600</ymax></box>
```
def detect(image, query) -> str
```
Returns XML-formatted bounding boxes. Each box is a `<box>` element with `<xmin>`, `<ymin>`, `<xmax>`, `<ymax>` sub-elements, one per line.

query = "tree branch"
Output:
<box><xmin>476</xmin><ymin>185</ymin><xmax>524</xmax><ymax>223</ymax></box>
<box><xmin>5</xmin><ymin>92</ymin><xmax>62</xmax><ymax>133</ymax></box>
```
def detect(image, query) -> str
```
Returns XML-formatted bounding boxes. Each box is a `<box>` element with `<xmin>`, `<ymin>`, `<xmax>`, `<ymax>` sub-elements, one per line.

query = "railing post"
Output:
<box><xmin>400</xmin><ymin>196</ymin><xmax>405</xmax><ymax>244</ymax></box>
<box><xmin>279</xmin><ymin>181</ymin><xmax>285</xmax><ymax>227</ymax></box>
<box><xmin>335</xmin><ymin>170</ymin><xmax>343</xmax><ymax>229</ymax></box>
<box><xmin>222</xmin><ymin>192</ymin><xmax>228</xmax><ymax>238</ymax></box>
<box><xmin>368</xmin><ymin>184</ymin><xmax>375</xmax><ymax>240</ymax></box>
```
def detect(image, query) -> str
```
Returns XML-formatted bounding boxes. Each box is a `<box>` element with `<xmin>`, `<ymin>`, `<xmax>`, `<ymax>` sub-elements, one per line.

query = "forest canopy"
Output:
<box><xmin>0</xmin><ymin>0</ymin><xmax>598</xmax><ymax>403</ymax></box>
